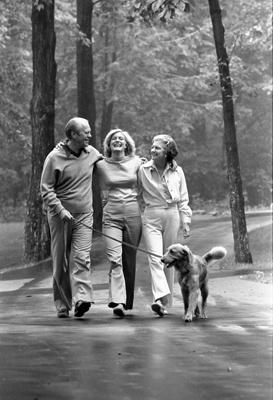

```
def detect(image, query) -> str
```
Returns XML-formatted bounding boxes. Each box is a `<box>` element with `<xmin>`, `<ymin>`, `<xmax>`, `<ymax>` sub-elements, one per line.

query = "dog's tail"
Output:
<box><xmin>203</xmin><ymin>247</ymin><xmax>227</xmax><ymax>264</ymax></box>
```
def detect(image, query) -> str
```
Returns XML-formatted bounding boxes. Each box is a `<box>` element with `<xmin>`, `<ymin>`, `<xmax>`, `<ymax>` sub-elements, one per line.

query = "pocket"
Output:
<box><xmin>142</xmin><ymin>209</ymin><xmax>161</xmax><ymax>228</ymax></box>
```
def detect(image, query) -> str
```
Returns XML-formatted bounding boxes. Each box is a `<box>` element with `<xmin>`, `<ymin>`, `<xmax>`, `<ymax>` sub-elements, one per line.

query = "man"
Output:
<box><xmin>40</xmin><ymin>117</ymin><xmax>103</xmax><ymax>318</ymax></box>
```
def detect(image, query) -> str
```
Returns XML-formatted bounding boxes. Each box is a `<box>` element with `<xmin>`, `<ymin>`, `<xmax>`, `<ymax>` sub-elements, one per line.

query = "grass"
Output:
<box><xmin>0</xmin><ymin>221</ymin><xmax>272</xmax><ymax>274</ymax></box>
<box><xmin>0</xmin><ymin>222</ymin><xmax>25</xmax><ymax>269</ymax></box>
<box><xmin>219</xmin><ymin>224</ymin><xmax>272</xmax><ymax>276</ymax></box>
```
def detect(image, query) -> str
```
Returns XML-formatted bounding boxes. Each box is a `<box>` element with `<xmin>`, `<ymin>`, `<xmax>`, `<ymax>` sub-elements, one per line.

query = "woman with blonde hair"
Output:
<box><xmin>96</xmin><ymin>129</ymin><xmax>142</xmax><ymax>317</ymax></box>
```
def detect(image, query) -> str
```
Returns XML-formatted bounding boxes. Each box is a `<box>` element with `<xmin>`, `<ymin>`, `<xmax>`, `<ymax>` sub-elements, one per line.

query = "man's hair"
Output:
<box><xmin>153</xmin><ymin>134</ymin><xmax>178</xmax><ymax>162</ymax></box>
<box><xmin>65</xmin><ymin>117</ymin><xmax>89</xmax><ymax>139</ymax></box>
<box><xmin>103</xmin><ymin>128</ymin><xmax>136</xmax><ymax>158</ymax></box>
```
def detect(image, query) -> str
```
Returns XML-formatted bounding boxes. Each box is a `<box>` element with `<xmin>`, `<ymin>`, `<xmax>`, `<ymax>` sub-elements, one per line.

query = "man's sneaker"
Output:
<box><xmin>57</xmin><ymin>308</ymin><xmax>69</xmax><ymax>318</ymax></box>
<box><xmin>74</xmin><ymin>301</ymin><xmax>91</xmax><ymax>318</ymax></box>
<box><xmin>113</xmin><ymin>304</ymin><xmax>125</xmax><ymax>318</ymax></box>
<box><xmin>151</xmin><ymin>300</ymin><xmax>165</xmax><ymax>317</ymax></box>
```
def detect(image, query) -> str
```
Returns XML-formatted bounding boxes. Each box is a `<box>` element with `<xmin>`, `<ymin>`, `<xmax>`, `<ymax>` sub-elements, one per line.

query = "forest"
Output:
<box><xmin>0</xmin><ymin>0</ymin><xmax>271</xmax><ymax>220</ymax></box>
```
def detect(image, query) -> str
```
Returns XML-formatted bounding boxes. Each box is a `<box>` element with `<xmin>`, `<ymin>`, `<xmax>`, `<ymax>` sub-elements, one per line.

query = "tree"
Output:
<box><xmin>98</xmin><ymin>0</ymin><xmax>118</xmax><ymax>142</ymax></box>
<box><xmin>76</xmin><ymin>0</ymin><xmax>96</xmax><ymax>141</ymax></box>
<box><xmin>76</xmin><ymin>0</ymin><xmax>102</xmax><ymax>230</ymax></box>
<box><xmin>24</xmin><ymin>0</ymin><xmax>56</xmax><ymax>262</ymax></box>
<box><xmin>208</xmin><ymin>0</ymin><xmax>252</xmax><ymax>262</ymax></box>
<box><xmin>223</xmin><ymin>0</ymin><xmax>272</xmax><ymax>207</ymax></box>
<box><xmin>130</xmin><ymin>0</ymin><xmax>253</xmax><ymax>263</ymax></box>
<box><xmin>0</xmin><ymin>0</ymin><xmax>270</xmax><ymax>225</ymax></box>
<box><xmin>0</xmin><ymin>1</ymin><xmax>32</xmax><ymax>218</ymax></box>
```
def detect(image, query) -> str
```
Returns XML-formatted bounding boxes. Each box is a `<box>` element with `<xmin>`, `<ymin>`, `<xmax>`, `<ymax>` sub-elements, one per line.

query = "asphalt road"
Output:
<box><xmin>0</xmin><ymin>214</ymin><xmax>272</xmax><ymax>400</ymax></box>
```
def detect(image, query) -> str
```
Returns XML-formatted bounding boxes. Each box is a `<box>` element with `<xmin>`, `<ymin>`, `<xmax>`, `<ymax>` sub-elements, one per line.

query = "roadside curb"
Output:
<box><xmin>1</xmin><ymin>216</ymin><xmax>271</xmax><ymax>279</ymax></box>
<box><xmin>210</xmin><ymin>267</ymin><xmax>272</xmax><ymax>279</ymax></box>
<box><xmin>0</xmin><ymin>257</ymin><xmax>52</xmax><ymax>276</ymax></box>
<box><xmin>1</xmin><ymin>257</ymin><xmax>271</xmax><ymax>282</ymax></box>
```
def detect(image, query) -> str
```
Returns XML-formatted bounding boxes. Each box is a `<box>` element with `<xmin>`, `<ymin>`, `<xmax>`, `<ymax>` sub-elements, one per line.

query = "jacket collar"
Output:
<box><xmin>143</xmin><ymin>159</ymin><xmax>178</xmax><ymax>171</ymax></box>
<box><xmin>62</xmin><ymin>140</ymin><xmax>92</xmax><ymax>157</ymax></box>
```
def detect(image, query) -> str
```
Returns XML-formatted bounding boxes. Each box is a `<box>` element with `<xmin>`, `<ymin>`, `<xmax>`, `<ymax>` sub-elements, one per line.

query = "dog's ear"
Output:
<box><xmin>181</xmin><ymin>245</ymin><xmax>193</xmax><ymax>266</ymax></box>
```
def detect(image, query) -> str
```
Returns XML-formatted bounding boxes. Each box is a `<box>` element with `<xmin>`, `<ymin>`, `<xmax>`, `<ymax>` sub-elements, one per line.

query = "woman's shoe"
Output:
<box><xmin>113</xmin><ymin>304</ymin><xmax>125</xmax><ymax>318</ymax></box>
<box><xmin>151</xmin><ymin>300</ymin><xmax>165</xmax><ymax>317</ymax></box>
<box><xmin>74</xmin><ymin>301</ymin><xmax>91</xmax><ymax>317</ymax></box>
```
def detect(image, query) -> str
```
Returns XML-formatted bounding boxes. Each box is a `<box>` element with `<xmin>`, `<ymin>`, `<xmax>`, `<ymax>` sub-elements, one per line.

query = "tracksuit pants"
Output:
<box><xmin>142</xmin><ymin>205</ymin><xmax>180</xmax><ymax>307</ymax></box>
<box><xmin>102</xmin><ymin>201</ymin><xmax>142</xmax><ymax>310</ymax></box>
<box><xmin>48</xmin><ymin>211</ymin><xmax>93</xmax><ymax>312</ymax></box>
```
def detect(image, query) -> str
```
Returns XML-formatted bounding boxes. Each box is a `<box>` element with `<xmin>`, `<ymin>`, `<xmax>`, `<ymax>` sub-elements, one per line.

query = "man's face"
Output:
<box><xmin>73</xmin><ymin>122</ymin><xmax>92</xmax><ymax>148</ymax></box>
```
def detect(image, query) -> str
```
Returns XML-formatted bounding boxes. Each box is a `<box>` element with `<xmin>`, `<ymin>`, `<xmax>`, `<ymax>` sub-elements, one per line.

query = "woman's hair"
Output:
<box><xmin>153</xmin><ymin>134</ymin><xmax>178</xmax><ymax>162</ymax></box>
<box><xmin>103</xmin><ymin>129</ymin><xmax>136</xmax><ymax>157</ymax></box>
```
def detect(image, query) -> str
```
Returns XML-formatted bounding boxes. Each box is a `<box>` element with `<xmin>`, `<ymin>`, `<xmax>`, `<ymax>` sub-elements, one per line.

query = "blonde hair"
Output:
<box><xmin>103</xmin><ymin>129</ymin><xmax>136</xmax><ymax>157</ymax></box>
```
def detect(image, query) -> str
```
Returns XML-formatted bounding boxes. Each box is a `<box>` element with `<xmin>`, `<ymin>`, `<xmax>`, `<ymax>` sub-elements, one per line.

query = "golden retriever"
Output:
<box><xmin>161</xmin><ymin>244</ymin><xmax>227</xmax><ymax>322</ymax></box>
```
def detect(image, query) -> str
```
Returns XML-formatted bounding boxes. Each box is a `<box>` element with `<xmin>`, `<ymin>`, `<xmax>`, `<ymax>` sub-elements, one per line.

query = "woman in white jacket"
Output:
<box><xmin>138</xmin><ymin>134</ymin><xmax>192</xmax><ymax>317</ymax></box>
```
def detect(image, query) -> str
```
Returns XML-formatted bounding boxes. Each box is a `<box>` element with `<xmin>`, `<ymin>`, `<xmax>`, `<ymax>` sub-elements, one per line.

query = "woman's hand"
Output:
<box><xmin>183</xmin><ymin>223</ymin><xmax>190</xmax><ymax>239</ymax></box>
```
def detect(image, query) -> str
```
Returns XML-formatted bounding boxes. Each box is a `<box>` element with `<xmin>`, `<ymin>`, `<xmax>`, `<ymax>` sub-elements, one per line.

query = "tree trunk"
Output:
<box><xmin>99</xmin><ymin>4</ymin><xmax>116</xmax><ymax>144</ymax></box>
<box><xmin>100</xmin><ymin>53</ymin><xmax>115</xmax><ymax>145</ymax></box>
<box><xmin>76</xmin><ymin>0</ymin><xmax>96</xmax><ymax>142</ymax></box>
<box><xmin>24</xmin><ymin>0</ymin><xmax>56</xmax><ymax>262</ymax></box>
<box><xmin>208</xmin><ymin>0</ymin><xmax>252</xmax><ymax>263</ymax></box>
<box><xmin>76</xmin><ymin>0</ymin><xmax>102</xmax><ymax>231</ymax></box>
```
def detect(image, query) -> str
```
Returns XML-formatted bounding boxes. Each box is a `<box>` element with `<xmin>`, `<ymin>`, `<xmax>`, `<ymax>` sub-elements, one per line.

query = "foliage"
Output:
<box><xmin>54</xmin><ymin>0</ymin><xmax>77</xmax><ymax>137</ymax></box>
<box><xmin>0</xmin><ymin>0</ymin><xmax>271</xmax><ymax>221</ymax></box>
<box><xmin>0</xmin><ymin>0</ymin><xmax>32</xmax><ymax>218</ymax></box>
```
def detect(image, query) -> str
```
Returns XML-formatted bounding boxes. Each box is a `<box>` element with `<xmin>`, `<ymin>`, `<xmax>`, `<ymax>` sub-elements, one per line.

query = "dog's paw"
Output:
<box><xmin>184</xmin><ymin>313</ymin><xmax>193</xmax><ymax>322</ymax></box>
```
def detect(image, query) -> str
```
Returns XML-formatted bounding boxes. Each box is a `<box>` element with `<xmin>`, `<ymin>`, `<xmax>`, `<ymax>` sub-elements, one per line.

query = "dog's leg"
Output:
<box><xmin>185</xmin><ymin>287</ymin><xmax>199</xmax><ymax>322</ymax></box>
<box><xmin>181</xmin><ymin>285</ymin><xmax>189</xmax><ymax>317</ymax></box>
<box><xmin>194</xmin><ymin>305</ymin><xmax>200</xmax><ymax>318</ymax></box>
<box><xmin>200</xmin><ymin>283</ymin><xmax>208</xmax><ymax>319</ymax></box>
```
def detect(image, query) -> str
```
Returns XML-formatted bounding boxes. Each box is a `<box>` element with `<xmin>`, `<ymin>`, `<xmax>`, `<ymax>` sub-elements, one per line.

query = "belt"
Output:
<box><xmin>145</xmin><ymin>203</ymin><xmax>178</xmax><ymax>209</ymax></box>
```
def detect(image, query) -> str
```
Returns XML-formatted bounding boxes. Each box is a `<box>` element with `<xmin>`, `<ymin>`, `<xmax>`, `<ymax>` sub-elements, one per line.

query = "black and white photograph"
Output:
<box><xmin>0</xmin><ymin>1</ymin><xmax>272</xmax><ymax>399</ymax></box>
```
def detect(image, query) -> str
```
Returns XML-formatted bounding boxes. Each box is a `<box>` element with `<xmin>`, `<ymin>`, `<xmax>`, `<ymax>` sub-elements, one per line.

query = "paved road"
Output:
<box><xmin>0</xmin><ymin>215</ymin><xmax>272</xmax><ymax>400</ymax></box>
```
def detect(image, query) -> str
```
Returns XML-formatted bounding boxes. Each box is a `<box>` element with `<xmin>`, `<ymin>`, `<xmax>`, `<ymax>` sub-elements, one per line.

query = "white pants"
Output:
<box><xmin>142</xmin><ymin>206</ymin><xmax>180</xmax><ymax>306</ymax></box>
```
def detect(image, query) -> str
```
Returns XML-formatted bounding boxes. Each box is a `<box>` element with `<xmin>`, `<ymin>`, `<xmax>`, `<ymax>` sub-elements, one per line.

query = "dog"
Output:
<box><xmin>161</xmin><ymin>244</ymin><xmax>227</xmax><ymax>322</ymax></box>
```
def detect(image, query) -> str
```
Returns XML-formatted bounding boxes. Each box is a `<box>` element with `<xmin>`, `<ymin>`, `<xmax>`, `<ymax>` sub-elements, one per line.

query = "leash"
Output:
<box><xmin>75</xmin><ymin>219</ymin><xmax>162</xmax><ymax>259</ymax></box>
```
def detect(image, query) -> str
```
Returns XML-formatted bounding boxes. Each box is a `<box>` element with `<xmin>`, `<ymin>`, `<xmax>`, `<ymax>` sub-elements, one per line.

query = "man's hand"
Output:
<box><xmin>183</xmin><ymin>223</ymin><xmax>190</xmax><ymax>239</ymax></box>
<box><xmin>60</xmin><ymin>209</ymin><xmax>74</xmax><ymax>221</ymax></box>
